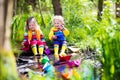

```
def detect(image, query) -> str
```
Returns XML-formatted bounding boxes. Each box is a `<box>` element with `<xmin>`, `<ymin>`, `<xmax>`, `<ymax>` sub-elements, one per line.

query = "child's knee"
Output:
<box><xmin>63</xmin><ymin>41</ymin><xmax>67</xmax><ymax>44</ymax></box>
<box><xmin>37</xmin><ymin>40</ymin><xmax>44</xmax><ymax>46</ymax></box>
<box><xmin>30</xmin><ymin>40</ymin><xmax>37</xmax><ymax>46</ymax></box>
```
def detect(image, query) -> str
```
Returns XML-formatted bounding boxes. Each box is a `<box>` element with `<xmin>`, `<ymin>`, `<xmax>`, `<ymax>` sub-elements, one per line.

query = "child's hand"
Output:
<box><xmin>21</xmin><ymin>41</ymin><xmax>25</xmax><ymax>46</ymax></box>
<box><xmin>57</xmin><ymin>24</ymin><xmax>64</xmax><ymax>30</ymax></box>
<box><xmin>52</xmin><ymin>35</ymin><xmax>57</xmax><ymax>39</ymax></box>
<box><xmin>45</xmin><ymin>46</ymin><xmax>48</xmax><ymax>49</ymax></box>
<box><xmin>60</xmin><ymin>24</ymin><xmax>65</xmax><ymax>31</ymax></box>
<box><xmin>27</xmin><ymin>40</ymin><xmax>30</xmax><ymax>45</ymax></box>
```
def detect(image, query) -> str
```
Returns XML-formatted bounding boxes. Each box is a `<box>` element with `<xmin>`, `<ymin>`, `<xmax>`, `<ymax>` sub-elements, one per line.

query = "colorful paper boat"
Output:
<box><xmin>59</xmin><ymin>55</ymin><xmax>72</xmax><ymax>62</ymax></box>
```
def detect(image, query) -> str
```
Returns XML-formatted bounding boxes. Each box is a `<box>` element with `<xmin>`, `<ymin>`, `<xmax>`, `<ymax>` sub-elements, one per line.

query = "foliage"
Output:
<box><xmin>101</xmin><ymin>26</ymin><xmax>120</xmax><ymax>80</ymax></box>
<box><xmin>95</xmin><ymin>1</ymin><xmax>120</xmax><ymax>80</ymax></box>
<box><xmin>0</xmin><ymin>50</ymin><xmax>19</xmax><ymax>80</ymax></box>
<box><xmin>11</xmin><ymin>11</ymin><xmax>52</xmax><ymax>50</ymax></box>
<box><xmin>14</xmin><ymin>0</ymin><xmax>53</xmax><ymax>15</ymax></box>
<box><xmin>11</xmin><ymin>0</ymin><xmax>120</xmax><ymax>79</ymax></box>
<box><xmin>28</xmin><ymin>70</ymin><xmax>57</xmax><ymax>80</ymax></box>
<box><xmin>61</xmin><ymin>0</ymin><xmax>120</xmax><ymax>80</ymax></box>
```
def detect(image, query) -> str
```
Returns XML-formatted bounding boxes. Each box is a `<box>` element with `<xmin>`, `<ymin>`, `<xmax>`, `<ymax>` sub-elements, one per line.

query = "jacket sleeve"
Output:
<box><xmin>21</xmin><ymin>30</ymin><xmax>28</xmax><ymax>46</ymax></box>
<box><xmin>40</xmin><ymin>29</ymin><xmax>46</xmax><ymax>45</ymax></box>
<box><xmin>63</xmin><ymin>28</ymin><xmax>69</xmax><ymax>36</ymax></box>
<box><xmin>49</xmin><ymin>27</ymin><xmax>54</xmax><ymax>40</ymax></box>
<box><xmin>23</xmin><ymin>30</ymin><xmax>28</xmax><ymax>42</ymax></box>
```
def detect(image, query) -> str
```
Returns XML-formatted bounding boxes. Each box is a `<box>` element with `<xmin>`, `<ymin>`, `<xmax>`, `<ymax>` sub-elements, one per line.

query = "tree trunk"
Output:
<box><xmin>97</xmin><ymin>0</ymin><xmax>103</xmax><ymax>21</ymax></box>
<box><xmin>0</xmin><ymin>0</ymin><xmax>5</xmax><ymax>48</ymax></box>
<box><xmin>13</xmin><ymin>0</ymin><xmax>17</xmax><ymax>16</ymax></box>
<box><xmin>52</xmin><ymin>0</ymin><xmax>62</xmax><ymax>15</ymax></box>
<box><xmin>116</xmin><ymin>2</ymin><xmax>120</xmax><ymax>18</ymax></box>
<box><xmin>38</xmin><ymin>0</ymin><xmax>46</xmax><ymax>28</ymax></box>
<box><xmin>0</xmin><ymin>0</ymin><xmax>13</xmax><ymax>49</ymax></box>
<box><xmin>0</xmin><ymin>0</ymin><xmax>19</xmax><ymax>80</ymax></box>
<box><xmin>25</xmin><ymin>0</ymin><xmax>37</xmax><ymax>11</ymax></box>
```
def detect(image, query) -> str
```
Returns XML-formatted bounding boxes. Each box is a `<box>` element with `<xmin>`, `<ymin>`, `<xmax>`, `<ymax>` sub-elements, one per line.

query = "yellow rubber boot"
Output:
<box><xmin>59</xmin><ymin>44</ymin><xmax>67</xmax><ymax>57</ymax></box>
<box><xmin>38</xmin><ymin>45</ymin><xmax>44</xmax><ymax>59</ymax></box>
<box><xmin>54</xmin><ymin>44</ymin><xmax>59</xmax><ymax>61</ymax></box>
<box><xmin>31</xmin><ymin>45</ymin><xmax>37</xmax><ymax>55</ymax></box>
<box><xmin>38</xmin><ymin>45</ymin><xmax>44</xmax><ymax>55</ymax></box>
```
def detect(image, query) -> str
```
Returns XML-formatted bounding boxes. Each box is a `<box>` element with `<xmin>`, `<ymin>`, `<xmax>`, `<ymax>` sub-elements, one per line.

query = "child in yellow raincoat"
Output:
<box><xmin>49</xmin><ymin>15</ymin><xmax>69</xmax><ymax>63</ymax></box>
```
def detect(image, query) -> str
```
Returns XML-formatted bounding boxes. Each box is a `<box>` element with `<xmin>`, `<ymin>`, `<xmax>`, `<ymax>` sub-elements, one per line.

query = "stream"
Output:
<box><xmin>16</xmin><ymin>47</ymin><xmax>102</xmax><ymax>80</ymax></box>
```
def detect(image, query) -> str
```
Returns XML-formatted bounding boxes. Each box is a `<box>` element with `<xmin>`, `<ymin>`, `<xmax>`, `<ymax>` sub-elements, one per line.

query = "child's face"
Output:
<box><xmin>28</xmin><ymin>21</ymin><xmax>36</xmax><ymax>31</ymax></box>
<box><xmin>54</xmin><ymin>19</ymin><xmax>63</xmax><ymax>29</ymax></box>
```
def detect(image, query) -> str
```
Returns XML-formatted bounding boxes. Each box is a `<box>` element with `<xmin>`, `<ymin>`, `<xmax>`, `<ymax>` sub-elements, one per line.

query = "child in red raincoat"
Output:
<box><xmin>21</xmin><ymin>17</ymin><xmax>47</xmax><ymax>57</ymax></box>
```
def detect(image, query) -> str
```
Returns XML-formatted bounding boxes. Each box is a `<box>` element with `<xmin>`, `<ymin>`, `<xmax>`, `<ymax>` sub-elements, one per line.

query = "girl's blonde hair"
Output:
<box><xmin>52</xmin><ymin>15</ymin><xmax>64</xmax><ymax>25</ymax></box>
<box><xmin>25</xmin><ymin>17</ymin><xmax>39</xmax><ymax>31</ymax></box>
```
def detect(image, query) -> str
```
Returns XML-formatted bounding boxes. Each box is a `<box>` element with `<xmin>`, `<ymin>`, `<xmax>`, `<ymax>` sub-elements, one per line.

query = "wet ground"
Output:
<box><xmin>16</xmin><ymin>47</ymin><xmax>102</xmax><ymax>80</ymax></box>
